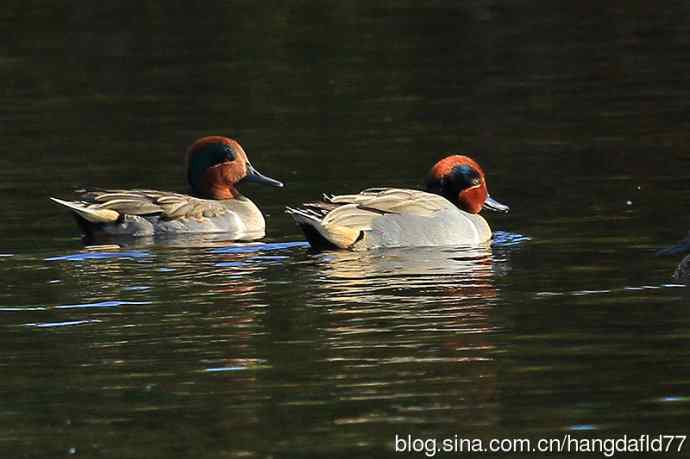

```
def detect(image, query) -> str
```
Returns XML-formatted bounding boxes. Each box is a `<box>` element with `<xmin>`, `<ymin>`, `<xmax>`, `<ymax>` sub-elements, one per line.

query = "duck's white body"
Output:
<box><xmin>287</xmin><ymin>188</ymin><xmax>492</xmax><ymax>251</ymax></box>
<box><xmin>360</xmin><ymin>204</ymin><xmax>491</xmax><ymax>249</ymax></box>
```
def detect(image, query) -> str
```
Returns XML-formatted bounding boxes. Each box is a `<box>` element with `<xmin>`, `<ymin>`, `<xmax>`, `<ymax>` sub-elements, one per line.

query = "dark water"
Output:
<box><xmin>2</xmin><ymin>2</ymin><xmax>690</xmax><ymax>458</ymax></box>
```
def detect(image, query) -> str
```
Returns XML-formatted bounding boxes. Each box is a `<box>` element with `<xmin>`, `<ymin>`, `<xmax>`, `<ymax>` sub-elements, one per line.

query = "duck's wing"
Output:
<box><xmin>325</xmin><ymin>187</ymin><xmax>453</xmax><ymax>218</ymax></box>
<box><xmin>287</xmin><ymin>188</ymin><xmax>453</xmax><ymax>249</ymax></box>
<box><xmin>51</xmin><ymin>189</ymin><xmax>229</xmax><ymax>223</ymax></box>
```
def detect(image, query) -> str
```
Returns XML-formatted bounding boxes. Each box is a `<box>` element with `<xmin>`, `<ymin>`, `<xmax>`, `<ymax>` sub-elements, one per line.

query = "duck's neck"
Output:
<box><xmin>191</xmin><ymin>162</ymin><xmax>242</xmax><ymax>200</ymax></box>
<box><xmin>193</xmin><ymin>183</ymin><xmax>239</xmax><ymax>200</ymax></box>
<box><xmin>212</xmin><ymin>185</ymin><xmax>240</xmax><ymax>200</ymax></box>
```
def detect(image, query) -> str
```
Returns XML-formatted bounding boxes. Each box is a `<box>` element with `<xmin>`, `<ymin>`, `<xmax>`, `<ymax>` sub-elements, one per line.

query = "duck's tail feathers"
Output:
<box><xmin>285</xmin><ymin>207</ymin><xmax>360</xmax><ymax>250</ymax></box>
<box><xmin>50</xmin><ymin>197</ymin><xmax>120</xmax><ymax>223</ymax></box>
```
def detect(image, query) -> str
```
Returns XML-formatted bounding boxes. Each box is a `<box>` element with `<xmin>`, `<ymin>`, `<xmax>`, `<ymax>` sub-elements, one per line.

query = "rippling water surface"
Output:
<box><xmin>3</xmin><ymin>1</ymin><xmax>690</xmax><ymax>458</ymax></box>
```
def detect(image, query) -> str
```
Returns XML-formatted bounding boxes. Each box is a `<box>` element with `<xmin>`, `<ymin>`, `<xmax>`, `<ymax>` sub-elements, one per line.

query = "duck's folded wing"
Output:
<box><xmin>325</xmin><ymin>188</ymin><xmax>453</xmax><ymax>222</ymax></box>
<box><xmin>51</xmin><ymin>189</ymin><xmax>228</xmax><ymax>223</ymax></box>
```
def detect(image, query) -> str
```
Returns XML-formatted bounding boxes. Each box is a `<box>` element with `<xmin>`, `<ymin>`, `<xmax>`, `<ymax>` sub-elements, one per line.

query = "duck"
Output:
<box><xmin>657</xmin><ymin>232</ymin><xmax>690</xmax><ymax>282</ymax></box>
<box><xmin>286</xmin><ymin>155</ymin><xmax>508</xmax><ymax>250</ymax></box>
<box><xmin>51</xmin><ymin>136</ymin><xmax>283</xmax><ymax>240</ymax></box>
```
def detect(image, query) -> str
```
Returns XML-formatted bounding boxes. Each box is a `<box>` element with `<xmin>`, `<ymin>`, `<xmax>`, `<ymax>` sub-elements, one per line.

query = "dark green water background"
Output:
<box><xmin>2</xmin><ymin>2</ymin><xmax>690</xmax><ymax>458</ymax></box>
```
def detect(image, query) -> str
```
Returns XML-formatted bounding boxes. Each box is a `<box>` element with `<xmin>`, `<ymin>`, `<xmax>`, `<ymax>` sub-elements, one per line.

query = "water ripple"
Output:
<box><xmin>55</xmin><ymin>300</ymin><xmax>152</xmax><ymax>309</ymax></box>
<box><xmin>535</xmin><ymin>283</ymin><xmax>686</xmax><ymax>298</ymax></box>
<box><xmin>45</xmin><ymin>250</ymin><xmax>151</xmax><ymax>262</ymax></box>
<box><xmin>24</xmin><ymin>320</ymin><xmax>102</xmax><ymax>328</ymax></box>
<box><xmin>492</xmin><ymin>231</ymin><xmax>531</xmax><ymax>247</ymax></box>
<box><xmin>210</xmin><ymin>241</ymin><xmax>309</xmax><ymax>254</ymax></box>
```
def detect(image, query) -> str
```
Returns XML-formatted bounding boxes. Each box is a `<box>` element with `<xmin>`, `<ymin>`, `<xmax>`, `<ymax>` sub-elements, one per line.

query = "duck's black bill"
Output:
<box><xmin>243</xmin><ymin>164</ymin><xmax>284</xmax><ymax>188</ymax></box>
<box><xmin>483</xmin><ymin>195</ymin><xmax>509</xmax><ymax>213</ymax></box>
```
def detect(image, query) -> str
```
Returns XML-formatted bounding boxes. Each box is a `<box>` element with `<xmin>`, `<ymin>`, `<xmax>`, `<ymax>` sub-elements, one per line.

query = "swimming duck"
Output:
<box><xmin>51</xmin><ymin>136</ymin><xmax>283</xmax><ymax>240</ymax></box>
<box><xmin>657</xmin><ymin>232</ymin><xmax>690</xmax><ymax>282</ymax></box>
<box><xmin>286</xmin><ymin>155</ymin><xmax>508</xmax><ymax>250</ymax></box>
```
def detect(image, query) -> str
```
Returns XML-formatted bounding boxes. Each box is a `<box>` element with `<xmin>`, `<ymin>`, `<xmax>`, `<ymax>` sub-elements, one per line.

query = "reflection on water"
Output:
<box><xmin>307</xmin><ymin>245</ymin><xmax>501</xmax><ymax>369</ymax></box>
<box><xmin>0</xmin><ymin>236</ymin><xmax>527</xmax><ymax>454</ymax></box>
<box><xmin>535</xmin><ymin>283</ymin><xmax>687</xmax><ymax>299</ymax></box>
<box><xmin>81</xmin><ymin>232</ymin><xmax>283</xmax><ymax>250</ymax></box>
<box><xmin>45</xmin><ymin>249</ymin><xmax>151</xmax><ymax>262</ymax></box>
<box><xmin>312</xmin><ymin>245</ymin><xmax>497</xmax><ymax>310</ymax></box>
<box><xmin>2</xmin><ymin>226</ymin><xmax>690</xmax><ymax>456</ymax></box>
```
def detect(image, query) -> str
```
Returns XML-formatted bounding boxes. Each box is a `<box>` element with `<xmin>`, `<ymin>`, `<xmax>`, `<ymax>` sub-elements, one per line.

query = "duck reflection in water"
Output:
<box><xmin>46</xmin><ymin>241</ymin><xmax>276</xmax><ymax>305</ymax></box>
<box><xmin>308</xmin><ymin>243</ymin><xmax>507</xmax><ymax>330</ymax></box>
<box><xmin>299</xmin><ymin>244</ymin><xmax>509</xmax><ymax>425</ymax></box>
<box><xmin>80</xmin><ymin>232</ymin><xmax>273</xmax><ymax>250</ymax></box>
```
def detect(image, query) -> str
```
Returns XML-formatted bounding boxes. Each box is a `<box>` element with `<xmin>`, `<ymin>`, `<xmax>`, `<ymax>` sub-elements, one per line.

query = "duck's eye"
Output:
<box><xmin>471</xmin><ymin>177</ymin><xmax>481</xmax><ymax>186</ymax></box>
<box><xmin>224</xmin><ymin>145</ymin><xmax>235</xmax><ymax>161</ymax></box>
